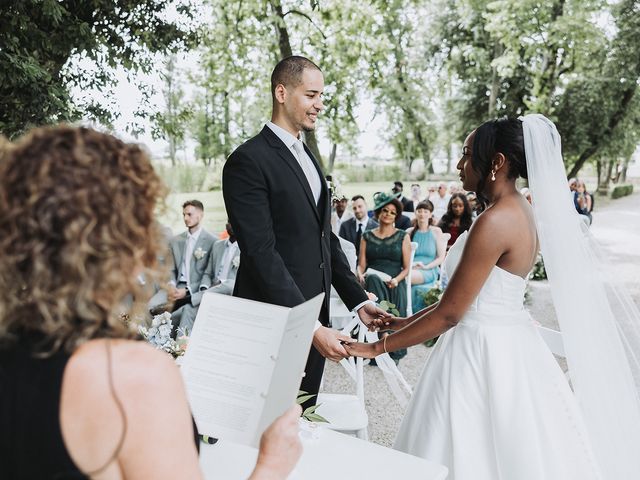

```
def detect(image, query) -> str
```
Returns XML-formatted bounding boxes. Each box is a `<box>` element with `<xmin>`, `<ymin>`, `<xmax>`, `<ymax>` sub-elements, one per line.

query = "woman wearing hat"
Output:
<box><xmin>357</xmin><ymin>192</ymin><xmax>411</xmax><ymax>362</ymax></box>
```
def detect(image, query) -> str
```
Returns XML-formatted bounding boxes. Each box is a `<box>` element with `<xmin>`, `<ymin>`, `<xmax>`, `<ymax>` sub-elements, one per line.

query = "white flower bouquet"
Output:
<box><xmin>139</xmin><ymin>311</ymin><xmax>188</xmax><ymax>358</ymax></box>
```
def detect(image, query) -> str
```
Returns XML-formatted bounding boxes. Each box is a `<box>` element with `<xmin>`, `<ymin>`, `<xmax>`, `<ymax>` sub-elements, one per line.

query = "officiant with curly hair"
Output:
<box><xmin>0</xmin><ymin>126</ymin><xmax>302</xmax><ymax>480</ymax></box>
<box><xmin>357</xmin><ymin>192</ymin><xmax>411</xmax><ymax>362</ymax></box>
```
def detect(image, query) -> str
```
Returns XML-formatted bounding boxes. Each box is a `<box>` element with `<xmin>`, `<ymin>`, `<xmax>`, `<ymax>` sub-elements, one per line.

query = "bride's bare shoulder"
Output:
<box><xmin>469</xmin><ymin>196</ymin><xmax>532</xmax><ymax>245</ymax></box>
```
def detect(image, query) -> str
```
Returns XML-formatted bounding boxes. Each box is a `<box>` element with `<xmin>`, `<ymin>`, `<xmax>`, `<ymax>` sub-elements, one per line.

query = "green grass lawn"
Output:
<box><xmin>159</xmin><ymin>176</ymin><xmax>609</xmax><ymax>237</ymax></box>
<box><xmin>160</xmin><ymin>181</ymin><xmax>423</xmax><ymax>236</ymax></box>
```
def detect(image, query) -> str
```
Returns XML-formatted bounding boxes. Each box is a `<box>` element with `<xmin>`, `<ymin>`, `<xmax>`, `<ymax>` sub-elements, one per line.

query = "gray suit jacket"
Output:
<box><xmin>169</xmin><ymin>229</ymin><xmax>216</xmax><ymax>306</ymax></box>
<box><xmin>209</xmin><ymin>238</ymin><xmax>241</xmax><ymax>283</ymax></box>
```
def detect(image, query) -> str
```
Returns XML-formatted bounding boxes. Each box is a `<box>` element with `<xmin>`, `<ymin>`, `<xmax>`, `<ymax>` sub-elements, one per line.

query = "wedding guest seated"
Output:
<box><xmin>408</xmin><ymin>183</ymin><xmax>423</xmax><ymax>212</ymax></box>
<box><xmin>148</xmin><ymin>200</ymin><xmax>216</xmax><ymax>331</ymax></box>
<box><xmin>331</xmin><ymin>194</ymin><xmax>351</xmax><ymax>234</ymax></box>
<box><xmin>357</xmin><ymin>192</ymin><xmax>411</xmax><ymax>362</ymax></box>
<box><xmin>466</xmin><ymin>191</ymin><xmax>481</xmax><ymax>219</ymax></box>
<box><xmin>0</xmin><ymin>125</ymin><xmax>301</xmax><ymax>480</ymax></box>
<box><xmin>574</xmin><ymin>179</ymin><xmax>593</xmax><ymax>226</ymax></box>
<box><xmin>339</xmin><ymin>195</ymin><xmax>378</xmax><ymax>258</ymax></box>
<box><xmin>437</xmin><ymin>192</ymin><xmax>473</xmax><ymax>250</ymax></box>
<box><xmin>392</xmin><ymin>180</ymin><xmax>414</xmax><ymax>212</ymax></box>
<box><xmin>178</xmin><ymin>222</ymin><xmax>241</xmax><ymax>332</ymax></box>
<box><xmin>429</xmin><ymin>182</ymin><xmax>451</xmax><ymax>222</ymax></box>
<box><xmin>407</xmin><ymin>201</ymin><xmax>446</xmax><ymax>311</ymax></box>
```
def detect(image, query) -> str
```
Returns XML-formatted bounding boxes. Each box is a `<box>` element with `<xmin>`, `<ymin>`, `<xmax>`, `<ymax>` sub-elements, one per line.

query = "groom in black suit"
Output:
<box><xmin>223</xmin><ymin>56</ymin><xmax>387</xmax><ymax>404</ymax></box>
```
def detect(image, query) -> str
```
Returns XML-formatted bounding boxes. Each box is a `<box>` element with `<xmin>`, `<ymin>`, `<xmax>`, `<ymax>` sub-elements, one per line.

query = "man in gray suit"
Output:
<box><xmin>149</xmin><ymin>200</ymin><xmax>216</xmax><ymax>332</ymax></box>
<box><xmin>338</xmin><ymin>195</ymin><xmax>378</xmax><ymax>258</ymax></box>
<box><xmin>176</xmin><ymin>222</ymin><xmax>241</xmax><ymax>332</ymax></box>
<box><xmin>207</xmin><ymin>222</ymin><xmax>241</xmax><ymax>295</ymax></box>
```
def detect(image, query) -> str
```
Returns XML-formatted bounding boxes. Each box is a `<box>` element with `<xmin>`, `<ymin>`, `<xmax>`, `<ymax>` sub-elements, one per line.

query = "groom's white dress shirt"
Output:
<box><xmin>267</xmin><ymin>121</ymin><xmax>322</xmax><ymax>204</ymax></box>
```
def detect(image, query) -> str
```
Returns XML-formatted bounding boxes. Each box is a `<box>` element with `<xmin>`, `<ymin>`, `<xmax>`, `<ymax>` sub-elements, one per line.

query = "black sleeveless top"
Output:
<box><xmin>0</xmin><ymin>338</ymin><xmax>200</xmax><ymax>479</ymax></box>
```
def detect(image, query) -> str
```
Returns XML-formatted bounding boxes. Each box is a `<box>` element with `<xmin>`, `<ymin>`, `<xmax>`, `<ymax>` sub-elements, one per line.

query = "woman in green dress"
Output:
<box><xmin>357</xmin><ymin>192</ymin><xmax>411</xmax><ymax>361</ymax></box>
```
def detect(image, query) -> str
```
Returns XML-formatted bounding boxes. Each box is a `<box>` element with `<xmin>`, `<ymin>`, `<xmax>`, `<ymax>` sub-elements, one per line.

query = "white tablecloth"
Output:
<box><xmin>200</xmin><ymin>427</ymin><xmax>448</xmax><ymax>479</ymax></box>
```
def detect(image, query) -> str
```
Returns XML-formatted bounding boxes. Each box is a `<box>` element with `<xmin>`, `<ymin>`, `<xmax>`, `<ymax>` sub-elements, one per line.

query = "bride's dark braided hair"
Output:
<box><xmin>472</xmin><ymin>117</ymin><xmax>527</xmax><ymax>208</ymax></box>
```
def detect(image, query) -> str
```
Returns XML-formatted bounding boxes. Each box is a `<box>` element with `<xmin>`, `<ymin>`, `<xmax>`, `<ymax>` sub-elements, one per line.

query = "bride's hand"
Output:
<box><xmin>343</xmin><ymin>341</ymin><xmax>378</xmax><ymax>359</ymax></box>
<box><xmin>370</xmin><ymin>315</ymin><xmax>409</xmax><ymax>331</ymax></box>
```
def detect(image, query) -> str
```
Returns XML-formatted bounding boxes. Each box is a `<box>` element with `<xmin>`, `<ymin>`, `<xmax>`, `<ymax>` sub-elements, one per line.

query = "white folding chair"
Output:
<box><xmin>329</xmin><ymin>237</ymin><xmax>358</xmax><ymax>330</ymax></box>
<box><xmin>316</xmin><ymin>313</ymin><xmax>368</xmax><ymax>440</ymax></box>
<box><xmin>406</xmin><ymin>241</ymin><xmax>418</xmax><ymax>316</ymax></box>
<box><xmin>537</xmin><ymin>325</ymin><xmax>572</xmax><ymax>382</ymax></box>
<box><xmin>537</xmin><ymin>325</ymin><xmax>565</xmax><ymax>356</ymax></box>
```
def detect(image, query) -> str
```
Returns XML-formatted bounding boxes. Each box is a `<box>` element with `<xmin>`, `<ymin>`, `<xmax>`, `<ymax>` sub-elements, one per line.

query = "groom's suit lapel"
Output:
<box><xmin>261</xmin><ymin>126</ymin><xmax>322</xmax><ymax>223</ymax></box>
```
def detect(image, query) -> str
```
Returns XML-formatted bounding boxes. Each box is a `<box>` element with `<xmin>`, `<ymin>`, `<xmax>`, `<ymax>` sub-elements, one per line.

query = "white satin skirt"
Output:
<box><xmin>393</xmin><ymin>310</ymin><xmax>602</xmax><ymax>480</ymax></box>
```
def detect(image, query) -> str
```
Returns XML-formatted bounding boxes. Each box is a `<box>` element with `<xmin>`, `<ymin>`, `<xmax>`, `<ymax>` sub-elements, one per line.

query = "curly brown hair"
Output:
<box><xmin>0</xmin><ymin>125</ymin><xmax>168</xmax><ymax>354</ymax></box>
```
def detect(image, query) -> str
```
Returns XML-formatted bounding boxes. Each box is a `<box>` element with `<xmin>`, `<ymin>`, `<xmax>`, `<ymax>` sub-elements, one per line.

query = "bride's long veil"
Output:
<box><xmin>522</xmin><ymin>114</ymin><xmax>640</xmax><ymax>478</ymax></box>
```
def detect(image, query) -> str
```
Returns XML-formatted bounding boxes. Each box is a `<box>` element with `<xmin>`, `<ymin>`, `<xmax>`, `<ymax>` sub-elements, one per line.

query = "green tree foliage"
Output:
<box><xmin>190</xmin><ymin>0</ymin><xmax>378</xmax><ymax>171</ymax></box>
<box><xmin>190</xmin><ymin>0</ymin><xmax>275</xmax><ymax>167</ymax></box>
<box><xmin>0</xmin><ymin>0</ymin><xmax>196</xmax><ymax>138</ymax></box>
<box><xmin>430</xmin><ymin>0</ymin><xmax>640</xmax><ymax>178</ymax></box>
<box><xmin>151</xmin><ymin>55</ymin><xmax>192</xmax><ymax>166</ymax></box>
<box><xmin>367</xmin><ymin>0</ymin><xmax>439</xmax><ymax>174</ymax></box>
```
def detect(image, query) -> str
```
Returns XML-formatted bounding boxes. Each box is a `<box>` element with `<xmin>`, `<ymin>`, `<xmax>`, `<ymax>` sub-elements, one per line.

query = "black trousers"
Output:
<box><xmin>299</xmin><ymin>345</ymin><xmax>325</xmax><ymax>410</ymax></box>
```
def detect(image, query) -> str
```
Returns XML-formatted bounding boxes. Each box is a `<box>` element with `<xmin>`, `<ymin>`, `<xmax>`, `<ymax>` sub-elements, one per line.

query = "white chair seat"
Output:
<box><xmin>315</xmin><ymin>393</ymin><xmax>368</xmax><ymax>433</ymax></box>
<box><xmin>329</xmin><ymin>297</ymin><xmax>353</xmax><ymax>331</ymax></box>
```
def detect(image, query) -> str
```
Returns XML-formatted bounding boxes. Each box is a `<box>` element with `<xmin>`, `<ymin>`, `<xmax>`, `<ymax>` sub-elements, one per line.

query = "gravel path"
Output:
<box><xmin>321</xmin><ymin>190</ymin><xmax>640</xmax><ymax>447</ymax></box>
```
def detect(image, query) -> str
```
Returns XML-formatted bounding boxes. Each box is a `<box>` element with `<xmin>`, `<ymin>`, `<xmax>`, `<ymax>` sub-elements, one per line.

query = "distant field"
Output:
<box><xmin>160</xmin><ymin>181</ymin><xmax>444</xmax><ymax>236</ymax></box>
<box><xmin>159</xmin><ymin>173</ymin><xmax>609</xmax><ymax>236</ymax></box>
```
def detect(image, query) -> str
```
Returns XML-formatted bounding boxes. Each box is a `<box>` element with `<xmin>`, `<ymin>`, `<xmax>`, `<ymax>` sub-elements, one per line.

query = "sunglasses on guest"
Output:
<box><xmin>381</xmin><ymin>207</ymin><xmax>397</xmax><ymax>216</ymax></box>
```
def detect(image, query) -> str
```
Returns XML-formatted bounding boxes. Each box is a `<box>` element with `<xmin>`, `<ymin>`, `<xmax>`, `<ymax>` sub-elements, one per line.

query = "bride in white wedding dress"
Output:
<box><xmin>346</xmin><ymin>115</ymin><xmax>640</xmax><ymax>479</ymax></box>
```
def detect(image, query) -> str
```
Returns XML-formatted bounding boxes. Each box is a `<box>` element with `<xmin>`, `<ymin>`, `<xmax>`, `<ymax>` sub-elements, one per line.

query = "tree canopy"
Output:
<box><xmin>0</xmin><ymin>0</ymin><xmax>196</xmax><ymax>138</ymax></box>
<box><xmin>3</xmin><ymin>0</ymin><xmax>639</xmax><ymax>181</ymax></box>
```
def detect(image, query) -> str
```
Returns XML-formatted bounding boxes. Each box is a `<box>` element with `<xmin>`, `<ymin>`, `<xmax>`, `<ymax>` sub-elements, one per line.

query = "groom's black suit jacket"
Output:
<box><xmin>222</xmin><ymin>125</ymin><xmax>367</xmax><ymax>399</ymax></box>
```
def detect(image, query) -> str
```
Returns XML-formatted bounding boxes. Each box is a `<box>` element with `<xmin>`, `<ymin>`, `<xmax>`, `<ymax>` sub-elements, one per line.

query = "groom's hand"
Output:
<box><xmin>313</xmin><ymin>326</ymin><xmax>354</xmax><ymax>362</ymax></box>
<box><xmin>357</xmin><ymin>302</ymin><xmax>392</xmax><ymax>331</ymax></box>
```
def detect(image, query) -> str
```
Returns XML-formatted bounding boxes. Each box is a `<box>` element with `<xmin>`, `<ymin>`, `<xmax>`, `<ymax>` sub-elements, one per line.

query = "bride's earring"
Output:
<box><xmin>491</xmin><ymin>169</ymin><xmax>496</xmax><ymax>181</ymax></box>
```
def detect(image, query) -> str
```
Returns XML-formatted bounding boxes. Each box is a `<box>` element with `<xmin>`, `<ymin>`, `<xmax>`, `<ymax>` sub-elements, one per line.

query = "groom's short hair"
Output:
<box><xmin>271</xmin><ymin>56</ymin><xmax>322</xmax><ymax>98</ymax></box>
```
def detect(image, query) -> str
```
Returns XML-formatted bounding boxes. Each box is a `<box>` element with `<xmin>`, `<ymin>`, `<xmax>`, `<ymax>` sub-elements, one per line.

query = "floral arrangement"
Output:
<box><xmin>138</xmin><ymin>311</ymin><xmax>188</xmax><ymax>358</ymax></box>
<box><xmin>529</xmin><ymin>255</ymin><xmax>547</xmax><ymax>280</ymax></box>
<box><xmin>421</xmin><ymin>285</ymin><xmax>443</xmax><ymax>308</ymax></box>
<box><xmin>421</xmin><ymin>285</ymin><xmax>444</xmax><ymax>347</ymax></box>
<box><xmin>379</xmin><ymin>300</ymin><xmax>400</xmax><ymax>316</ymax></box>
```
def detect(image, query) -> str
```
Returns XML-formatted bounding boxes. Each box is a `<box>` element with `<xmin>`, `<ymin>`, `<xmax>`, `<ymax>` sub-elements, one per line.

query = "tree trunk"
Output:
<box><xmin>621</xmin><ymin>157</ymin><xmax>629</xmax><ymax>183</ymax></box>
<box><xmin>488</xmin><ymin>43</ymin><xmax>503</xmax><ymax>117</ymax></box>
<box><xmin>598</xmin><ymin>160</ymin><xmax>614</xmax><ymax>195</ymax></box>
<box><xmin>446</xmin><ymin>141</ymin><xmax>453</xmax><ymax>175</ymax></box>
<box><xmin>169</xmin><ymin>139</ymin><xmax>177</xmax><ymax>166</ymax></box>
<box><xmin>223</xmin><ymin>90</ymin><xmax>231</xmax><ymax>159</ymax></box>
<box><xmin>328</xmin><ymin>143</ymin><xmax>337</xmax><ymax>172</ymax></box>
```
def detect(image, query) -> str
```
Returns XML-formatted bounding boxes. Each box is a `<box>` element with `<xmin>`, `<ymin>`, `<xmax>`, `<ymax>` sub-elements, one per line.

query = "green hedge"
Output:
<box><xmin>611</xmin><ymin>184</ymin><xmax>634</xmax><ymax>199</ymax></box>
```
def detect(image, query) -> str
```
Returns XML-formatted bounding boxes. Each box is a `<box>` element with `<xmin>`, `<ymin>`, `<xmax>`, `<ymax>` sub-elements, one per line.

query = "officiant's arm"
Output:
<box><xmin>223</xmin><ymin>151</ymin><xmax>305</xmax><ymax>307</ymax></box>
<box><xmin>346</xmin><ymin>213</ymin><xmax>506</xmax><ymax>357</ymax></box>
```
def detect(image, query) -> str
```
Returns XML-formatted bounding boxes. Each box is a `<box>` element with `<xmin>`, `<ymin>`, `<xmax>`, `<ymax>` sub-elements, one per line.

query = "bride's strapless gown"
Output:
<box><xmin>394</xmin><ymin>231</ymin><xmax>601</xmax><ymax>479</ymax></box>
